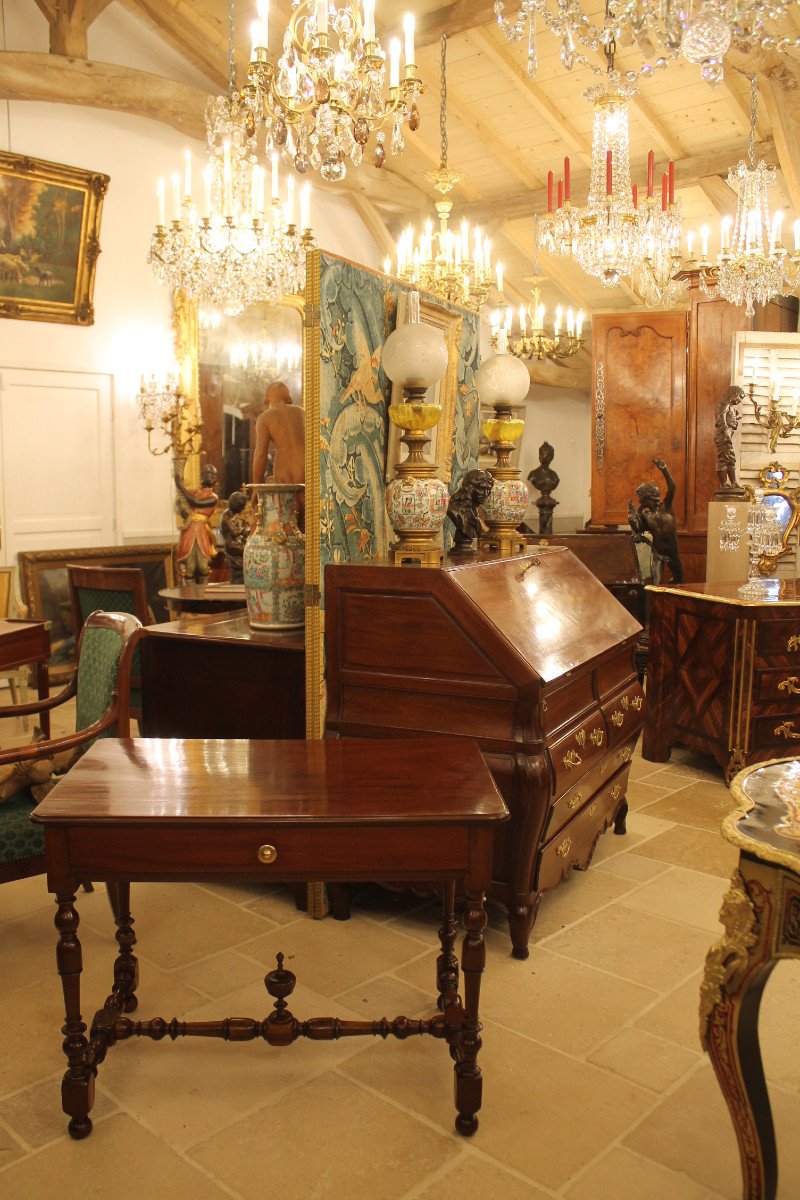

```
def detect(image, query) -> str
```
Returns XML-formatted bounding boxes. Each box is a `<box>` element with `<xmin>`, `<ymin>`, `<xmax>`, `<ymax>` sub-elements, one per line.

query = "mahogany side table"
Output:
<box><xmin>700</xmin><ymin>756</ymin><xmax>800</xmax><ymax>1200</ymax></box>
<box><xmin>0</xmin><ymin>618</ymin><xmax>50</xmax><ymax>736</ymax></box>
<box><xmin>31</xmin><ymin>736</ymin><xmax>507</xmax><ymax>1141</ymax></box>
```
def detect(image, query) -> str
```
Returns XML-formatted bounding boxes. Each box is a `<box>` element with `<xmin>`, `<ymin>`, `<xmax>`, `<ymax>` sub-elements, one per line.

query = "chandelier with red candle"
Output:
<box><xmin>538</xmin><ymin>75</ymin><xmax>682</xmax><ymax>291</ymax></box>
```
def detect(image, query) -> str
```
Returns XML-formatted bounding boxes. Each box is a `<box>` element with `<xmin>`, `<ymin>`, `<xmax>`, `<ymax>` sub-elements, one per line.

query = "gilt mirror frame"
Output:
<box><xmin>743</xmin><ymin>461</ymin><xmax>800</xmax><ymax>575</ymax></box>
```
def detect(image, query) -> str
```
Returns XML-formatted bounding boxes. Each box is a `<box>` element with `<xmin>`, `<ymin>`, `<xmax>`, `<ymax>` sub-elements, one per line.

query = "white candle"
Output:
<box><xmin>183</xmin><ymin>148</ymin><xmax>191</xmax><ymax>199</ymax></box>
<box><xmin>171</xmin><ymin>173</ymin><xmax>181</xmax><ymax>221</ymax></box>
<box><xmin>537</xmin><ymin>303</ymin><xmax>545</xmax><ymax>328</ymax></box>
<box><xmin>389</xmin><ymin>38</ymin><xmax>401</xmax><ymax>88</ymax></box>
<box><xmin>157</xmin><ymin>176</ymin><xmax>165</xmax><ymax>226</ymax></box>
<box><xmin>461</xmin><ymin>220</ymin><xmax>468</xmax><ymax>260</ymax></box>
<box><xmin>504</xmin><ymin>306</ymin><xmax>512</xmax><ymax>333</ymax></box>
<box><xmin>403</xmin><ymin>12</ymin><xmax>415</xmax><ymax>65</ymax></box>
<box><xmin>250</xmin><ymin>20</ymin><xmax>261</xmax><ymax>60</ymax></box>
<box><xmin>317</xmin><ymin>0</ymin><xmax>328</xmax><ymax>36</ymax></box>
<box><xmin>286</xmin><ymin>174</ymin><xmax>295</xmax><ymax>226</ymax></box>
<box><xmin>300</xmin><ymin>181</ymin><xmax>310</xmax><ymax>230</ymax></box>
<box><xmin>554</xmin><ymin>305</ymin><xmax>562</xmax><ymax>337</ymax></box>
<box><xmin>383</xmin><ymin>256</ymin><xmax>391</xmax><ymax>275</ymax></box>
<box><xmin>576</xmin><ymin>311</ymin><xmax>584</xmax><ymax>338</ymax></box>
<box><xmin>363</xmin><ymin>0</ymin><xmax>375</xmax><ymax>42</ymax></box>
<box><xmin>519</xmin><ymin>304</ymin><xmax>526</xmax><ymax>333</ymax></box>
<box><xmin>271</xmin><ymin>151</ymin><xmax>279</xmax><ymax>202</ymax></box>
<box><xmin>721</xmin><ymin>215</ymin><xmax>732</xmax><ymax>252</ymax></box>
<box><xmin>496</xmin><ymin>261</ymin><xmax>504</xmax><ymax>295</ymax></box>
<box><xmin>686</xmin><ymin>230</ymin><xmax>694</xmax><ymax>258</ymax></box>
<box><xmin>700</xmin><ymin>225</ymin><xmax>709</xmax><ymax>260</ymax></box>
<box><xmin>203</xmin><ymin>165</ymin><xmax>211</xmax><ymax>217</ymax></box>
<box><xmin>772</xmin><ymin>210</ymin><xmax>783</xmax><ymax>252</ymax></box>
<box><xmin>483</xmin><ymin>237</ymin><xmax>491</xmax><ymax>275</ymax></box>
<box><xmin>258</xmin><ymin>0</ymin><xmax>269</xmax><ymax>48</ymax></box>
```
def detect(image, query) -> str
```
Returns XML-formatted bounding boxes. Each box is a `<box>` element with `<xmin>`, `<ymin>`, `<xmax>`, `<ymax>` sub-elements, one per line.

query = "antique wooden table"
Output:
<box><xmin>32</xmin><ymin>736</ymin><xmax>507</xmax><ymax>1141</ymax></box>
<box><xmin>158</xmin><ymin>585</ymin><xmax>248</xmax><ymax>616</ymax></box>
<box><xmin>644</xmin><ymin>580</ymin><xmax>800</xmax><ymax>782</ymax></box>
<box><xmin>700</xmin><ymin>756</ymin><xmax>800</xmax><ymax>1200</ymax></box>
<box><xmin>0</xmin><ymin>618</ymin><xmax>50</xmax><ymax>736</ymax></box>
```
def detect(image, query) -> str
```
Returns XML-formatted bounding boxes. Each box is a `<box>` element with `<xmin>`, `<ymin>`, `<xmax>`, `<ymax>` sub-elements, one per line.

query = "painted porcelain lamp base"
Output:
<box><xmin>474</xmin><ymin>347</ymin><xmax>531</xmax><ymax>557</ymax></box>
<box><xmin>386</xmin><ymin>397</ymin><xmax>448</xmax><ymax>565</ymax></box>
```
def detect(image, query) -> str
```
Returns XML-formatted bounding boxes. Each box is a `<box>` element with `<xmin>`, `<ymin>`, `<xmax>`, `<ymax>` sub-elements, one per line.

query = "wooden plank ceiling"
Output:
<box><xmin>12</xmin><ymin>0</ymin><xmax>800</xmax><ymax>324</ymax></box>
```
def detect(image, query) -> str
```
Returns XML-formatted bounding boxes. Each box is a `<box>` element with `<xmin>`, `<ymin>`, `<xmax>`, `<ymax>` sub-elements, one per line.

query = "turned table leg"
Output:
<box><xmin>106</xmin><ymin>882</ymin><xmax>139</xmax><ymax>1013</ymax></box>
<box><xmin>55</xmin><ymin>893</ymin><xmax>94</xmax><ymax>1140</ymax></box>
<box><xmin>436</xmin><ymin>881</ymin><xmax>459</xmax><ymax>1013</ymax></box>
<box><xmin>453</xmin><ymin>889</ymin><xmax>487</xmax><ymax>1136</ymax></box>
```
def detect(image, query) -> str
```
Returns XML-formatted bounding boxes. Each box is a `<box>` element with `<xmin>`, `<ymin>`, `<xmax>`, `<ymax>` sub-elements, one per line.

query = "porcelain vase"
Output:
<box><xmin>243</xmin><ymin>483</ymin><xmax>305</xmax><ymax>630</ymax></box>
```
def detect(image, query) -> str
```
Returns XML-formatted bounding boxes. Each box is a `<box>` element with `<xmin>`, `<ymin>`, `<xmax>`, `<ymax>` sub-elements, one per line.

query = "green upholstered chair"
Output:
<box><xmin>0</xmin><ymin>610</ymin><xmax>141</xmax><ymax>884</ymax></box>
<box><xmin>67</xmin><ymin>564</ymin><xmax>151</xmax><ymax>721</ymax></box>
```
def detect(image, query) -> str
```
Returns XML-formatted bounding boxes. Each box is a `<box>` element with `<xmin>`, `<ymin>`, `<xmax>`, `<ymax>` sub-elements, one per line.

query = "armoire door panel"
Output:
<box><xmin>591</xmin><ymin>313</ymin><xmax>688</xmax><ymax>528</ymax></box>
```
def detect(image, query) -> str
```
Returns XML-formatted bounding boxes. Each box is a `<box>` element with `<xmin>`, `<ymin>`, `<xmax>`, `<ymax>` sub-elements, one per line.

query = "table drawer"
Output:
<box><xmin>754</xmin><ymin>715</ymin><xmax>800</xmax><ymax>752</ymax></box>
<box><xmin>65</xmin><ymin>823</ymin><xmax>473</xmax><ymax>882</ymax></box>
<box><xmin>542</xmin><ymin>671</ymin><xmax>596</xmax><ymax>738</ymax></box>
<box><xmin>548</xmin><ymin>708</ymin><xmax>608</xmax><ymax>798</ymax></box>
<box><xmin>758</xmin><ymin>619</ymin><xmax>800</xmax><ymax>658</ymax></box>
<box><xmin>755</xmin><ymin>669</ymin><xmax>800</xmax><ymax>704</ymax></box>
<box><xmin>601</xmin><ymin>681</ymin><xmax>645</xmax><ymax>748</ymax></box>
<box><xmin>537</xmin><ymin>769</ymin><xmax>629</xmax><ymax>893</ymax></box>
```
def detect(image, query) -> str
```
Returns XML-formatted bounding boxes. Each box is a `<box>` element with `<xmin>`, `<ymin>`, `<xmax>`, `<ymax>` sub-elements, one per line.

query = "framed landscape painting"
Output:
<box><xmin>0</xmin><ymin>151</ymin><xmax>109</xmax><ymax>325</ymax></box>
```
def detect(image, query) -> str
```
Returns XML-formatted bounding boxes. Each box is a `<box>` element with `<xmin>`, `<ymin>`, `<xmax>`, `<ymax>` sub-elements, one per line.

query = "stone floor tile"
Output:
<box><xmin>415</xmin><ymin>1153</ymin><xmax>552</xmax><ymax>1200</ymax></box>
<box><xmin>632</xmin><ymin>826</ymin><xmax>739</xmax><ymax>878</ymax></box>
<box><xmin>592</xmin><ymin>851</ymin><xmax>669</xmax><ymax>882</ymax></box>
<box><xmin>0</xmin><ymin>1121</ymin><xmax>26</xmax><ymax>1171</ymax></box>
<box><xmin>564</xmin><ymin>1145</ymin><xmax>711</xmax><ymax>1199</ymax></box>
<box><xmin>634</xmin><ymin>974</ymin><xmax>706</xmax><ymax>1051</ymax></box>
<box><xmin>0</xmin><ymin>874</ymin><xmax>54</xmax><ymax>924</ymax></box>
<box><xmin>619</xmin><ymin>866</ymin><xmax>727</xmax><ymax>933</ymax></box>
<box><xmin>171</xmin><ymin>948</ymin><xmax>279</xmax><ymax>1000</ymax></box>
<box><xmin>636</xmin><ymin>783</ymin><xmax>737</xmax><ymax>832</ymax></box>
<box><xmin>587</xmin><ymin>1027</ymin><xmax>700</xmax><ymax>1091</ymax></box>
<box><xmin>0</xmin><ymin>1077</ymin><xmax>117</xmax><ymax>1149</ymax></box>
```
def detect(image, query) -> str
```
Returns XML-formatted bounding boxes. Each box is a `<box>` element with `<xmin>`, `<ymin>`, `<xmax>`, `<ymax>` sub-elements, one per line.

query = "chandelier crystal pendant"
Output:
<box><xmin>685</xmin><ymin>77</ymin><xmax>800</xmax><ymax>318</ymax></box>
<box><xmin>148</xmin><ymin>0</ymin><xmax>316</xmax><ymax>316</ymax></box>
<box><xmin>538</xmin><ymin>45</ymin><xmax>682</xmax><ymax>290</ymax></box>
<box><xmin>243</xmin><ymin>0</ymin><xmax>422</xmax><ymax>182</ymax></box>
<box><xmin>494</xmin><ymin>0</ymin><xmax>800</xmax><ymax>86</ymax></box>
<box><xmin>395</xmin><ymin>35</ymin><xmax>494</xmax><ymax>312</ymax></box>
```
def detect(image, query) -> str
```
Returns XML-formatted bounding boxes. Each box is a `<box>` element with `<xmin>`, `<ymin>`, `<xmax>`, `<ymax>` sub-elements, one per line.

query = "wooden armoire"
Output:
<box><xmin>591</xmin><ymin>278</ymin><xmax>798</xmax><ymax>581</ymax></box>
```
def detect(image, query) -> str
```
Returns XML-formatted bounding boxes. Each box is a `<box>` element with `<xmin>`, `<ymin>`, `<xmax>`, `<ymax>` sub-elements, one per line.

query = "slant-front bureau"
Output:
<box><xmin>644</xmin><ymin>580</ymin><xmax>800</xmax><ymax>782</ymax></box>
<box><xmin>324</xmin><ymin>550</ymin><xmax>645</xmax><ymax>958</ymax></box>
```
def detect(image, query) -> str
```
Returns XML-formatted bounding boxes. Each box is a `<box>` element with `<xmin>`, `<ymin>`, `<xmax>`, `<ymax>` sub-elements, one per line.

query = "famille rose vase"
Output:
<box><xmin>480</xmin><ymin>476</ymin><xmax>529</xmax><ymax>526</ymax></box>
<box><xmin>243</xmin><ymin>483</ymin><xmax>305</xmax><ymax>630</ymax></box>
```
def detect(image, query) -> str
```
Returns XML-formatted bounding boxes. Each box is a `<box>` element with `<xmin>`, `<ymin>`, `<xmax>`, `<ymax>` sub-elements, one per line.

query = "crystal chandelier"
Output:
<box><xmin>494</xmin><ymin>0</ymin><xmax>800</xmax><ymax>86</ymax></box>
<box><xmin>148</xmin><ymin>0</ymin><xmax>315</xmax><ymax>317</ymax></box>
<box><xmin>685</xmin><ymin>78</ymin><xmax>799</xmax><ymax>317</ymax></box>
<box><xmin>243</xmin><ymin>0</ymin><xmax>422</xmax><ymax>181</ymax></box>
<box><xmin>490</xmin><ymin>287</ymin><xmax>584</xmax><ymax>361</ymax></box>
<box><xmin>538</xmin><ymin>45</ymin><xmax>682</xmax><ymax>289</ymax></box>
<box><xmin>395</xmin><ymin>35</ymin><xmax>494</xmax><ymax>311</ymax></box>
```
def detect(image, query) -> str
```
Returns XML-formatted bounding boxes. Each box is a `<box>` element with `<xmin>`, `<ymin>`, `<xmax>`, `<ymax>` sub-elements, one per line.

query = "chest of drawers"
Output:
<box><xmin>643</xmin><ymin>580</ymin><xmax>800</xmax><ymax>782</ymax></box>
<box><xmin>324</xmin><ymin>549</ymin><xmax>645</xmax><ymax>958</ymax></box>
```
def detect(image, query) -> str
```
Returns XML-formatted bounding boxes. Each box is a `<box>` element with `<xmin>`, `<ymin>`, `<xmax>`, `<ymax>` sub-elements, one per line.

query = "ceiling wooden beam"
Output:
<box><xmin>119</xmin><ymin>0</ymin><xmax>227</xmax><ymax>87</ymax></box>
<box><xmin>32</xmin><ymin>0</ymin><xmax>115</xmax><ymax>58</ymax></box>
<box><xmin>347</xmin><ymin>193</ymin><xmax>396</xmax><ymax>263</ymax></box>
<box><xmin>453</xmin><ymin>138</ymin><xmax>779</xmax><ymax>226</ymax></box>
<box><xmin>465</xmin><ymin>29</ymin><xmax>593</xmax><ymax>169</ymax></box>
<box><xmin>415</xmin><ymin>0</ymin><xmax>492</xmax><ymax>49</ymax></box>
<box><xmin>446</xmin><ymin>87</ymin><xmax>542</xmax><ymax>192</ymax></box>
<box><xmin>759</xmin><ymin>75</ymin><xmax>800</xmax><ymax>215</ymax></box>
<box><xmin>698</xmin><ymin>174</ymin><xmax>737</xmax><ymax>220</ymax></box>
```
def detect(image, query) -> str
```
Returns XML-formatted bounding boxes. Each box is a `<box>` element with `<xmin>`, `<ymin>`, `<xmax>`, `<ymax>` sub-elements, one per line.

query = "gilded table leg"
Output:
<box><xmin>55</xmin><ymin>893</ymin><xmax>94</xmax><ymax>1140</ymax></box>
<box><xmin>453</xmin><ymin>889</ymin><xmax>487</xmax><ymax>1136</ymax></box>
<box><xmin>700</xmin><ymin>868</ymin><xmax>776</xmax><ymax>1200</ymax></box>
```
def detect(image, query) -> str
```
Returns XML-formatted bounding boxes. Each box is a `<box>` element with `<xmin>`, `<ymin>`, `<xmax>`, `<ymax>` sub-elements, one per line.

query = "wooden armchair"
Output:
<box><xmin>67</xmin><ymin>565</ymin><xmax>151</xmax><ymax>720</ymax></box>
<box><xmin>0</xmin><ymin>610</ymin><xmax>141</xmax><ymax>884</ymax></box>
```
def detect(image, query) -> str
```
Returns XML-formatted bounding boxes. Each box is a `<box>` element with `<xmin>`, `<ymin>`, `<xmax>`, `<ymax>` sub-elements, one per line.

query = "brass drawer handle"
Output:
<box><xmin>610</xmin><ymin>784</ymin><xmax>622</xmax><ymax>801</ymax></box>
<box><xmin>775</xmin><ymin>721</ymin><xmax>800</xmax><ymax>741</ymax></box>
<box><xmin>568</xmin><ymin>791</ymin><xmax>584</xmax><ymax>811</ymax></box>
<box><xmin>621</xmin><ymin>695</ymin><xmax>629</xmax><ymax>710</ymax></box>
<box><xmin>258</xmin><ymin>844</ymin><xmax>278</xmax><ymax>864</ymax></box>
<box><xmin>631</xmin><ymin>695</ymin><xmax>643</xmax><ymax>711</ymax></box>
<box><xmin>611</xmin><ymin>711</ymin><xmax>624</xmax><ymax>727</ymax></box>
<box><xmin>587</xmin><ymin>802</ymin><xmax>597</xmax><ymax>818</ymax></box>
<box><xmin>778</xmin><ymin>676</ymin><xmax>800</xmax><ymax>696</ymax></box>
<box><xmin>556</xmin><ymin>836</ymin><xmax>572</xmax><ymax>858</ymax></box>
<box><xmin>788</xmin><ymin>635</ymin><xmax>800</xmax><ymax>652</ymax></box>
<box><xmin>590</xmin><ymin>728</ymin><xmax>604</xmax><ymax>746</ymax></box>
<box><xmin>576</xmin><ymin>729</ymin><xmax>586</xmax><ymax>747</ymax></box>
<box><xmin>618</xmin><ymin>747</ymin><xmax>632</xmax><ymax>763</ymax></box>
<box><xmin>563</xmin><ymin>749</ymin><xmax>582</xmax><ymax>770</ymax></box>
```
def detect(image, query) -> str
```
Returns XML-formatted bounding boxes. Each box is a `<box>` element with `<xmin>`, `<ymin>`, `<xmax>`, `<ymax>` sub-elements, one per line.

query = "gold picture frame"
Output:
<box><xmin>18</xmin><ymin>544</ymin><xmax>174</xmax><ymax>681</ymax></box>
<box><xmin>0</xmin><ymin>151</ymin><xmax>109</xmax><ymax>326</ymax></box>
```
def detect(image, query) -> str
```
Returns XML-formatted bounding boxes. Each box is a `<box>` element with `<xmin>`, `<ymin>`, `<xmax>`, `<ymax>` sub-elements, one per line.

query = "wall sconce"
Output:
<box><xmin>137</xmin><ymin>373</ymin><xmax>202</xmax><ymax>461</ymax></box>
<box><xmin>744</xmin><ymin>358</ymin><xmax>800</xmax><ymax>454</ymax></box>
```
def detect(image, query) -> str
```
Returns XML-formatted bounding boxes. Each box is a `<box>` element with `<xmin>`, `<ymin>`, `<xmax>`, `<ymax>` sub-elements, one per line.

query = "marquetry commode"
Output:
<box><xmin>324</xmin><ymin>548</ymin><xmax>646</xmax><ymax>959</ymax></box>
<box><xmin>643</xmin><ymin>580</ymin><xmax>800</xmax><ymax>783</ymax></box>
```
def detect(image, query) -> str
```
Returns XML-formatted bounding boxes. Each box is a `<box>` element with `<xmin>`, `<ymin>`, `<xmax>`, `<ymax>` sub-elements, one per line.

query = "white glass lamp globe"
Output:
<box><xmin>383</xmin><ymin>322</ymin><xmax>448</xmax><ymax>388</ymax></box>
<box><xmin>475</xmin><ymin>352</ymin><xmax>530</xmax><ymax>407</ymax></box>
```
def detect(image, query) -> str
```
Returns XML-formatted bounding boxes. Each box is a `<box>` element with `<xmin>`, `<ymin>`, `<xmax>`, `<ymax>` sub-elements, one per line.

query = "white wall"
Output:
<box><xmin>0</xmin><ymin>0</ymin><xmax>382</xmax><ymax>550</ymax></box>
<box><xmin>518</xmin><ymin>387</ymin><xmax>591</xmax><ymax>532</ymax></box>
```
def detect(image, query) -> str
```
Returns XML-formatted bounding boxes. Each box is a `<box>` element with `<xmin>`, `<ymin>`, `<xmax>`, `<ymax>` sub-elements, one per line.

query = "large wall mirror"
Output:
<box><xmin>176</xmin><ymin>294</ymin><xmax>304</xmax><ymax>495</ymax></box>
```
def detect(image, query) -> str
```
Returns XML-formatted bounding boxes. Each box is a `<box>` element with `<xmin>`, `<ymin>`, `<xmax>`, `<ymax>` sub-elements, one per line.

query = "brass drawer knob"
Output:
<box><xmin>788</xmin><ymin>635</ymin><xmax>800</xmax><ymax>653</ymax></box>
<box><xmin>611</xmin><ymin>710</ymin><xmax>624</xmax><ymax>727</ymax></box>
<box><xmin>775</xmin><ymin>721</ymin><xmax>800</xmax><ymax>741</ymax></box>
<box><xmin>631</xmin><ymin>695</ymin><xmax>643</xmax><ymax>711</ymax></box>
<box><xmin>610</xmin><ymin>784</ymin><xmax>622</xmax><ymax>801</ymax></box>
<box><xmin>258</xmin><ymin>844</ymin><xmax>278</xmax><ymax>864</ymax></box>
<box><xmin>556</xmin><ymin>836</ymin><xmax>572</xmax><ymax>859</ymax></box>
<box><xmin>587</xmin><ymin>802</ymin><xmax>597</xmax><ymax>818</ymax></box>
<box><xmin>778</xmin><ymin>676</ymin><xmax>800</xmax><ymax>696</ymax></box>
<box><xmin>618</xmin><ymin>747</ymin><xmax>632</xmax><ymax>763</ymax></box>
<box><xmin>590</xmin><ymin>728</ymin><xmax>604</xmax><ymax>746</ymax></box>
<box><xmin>563</xmin><ymin>749</ymin><xmax>582</xmax><ymax>770</ymax></box>
<box><xmin>621</xmin><ymin>696</ymin><xmax>629</xmax><ymax>710</ymax></box>
<box><xmin>568</xmin><ymin>791</ymin><xmax>584</xmax><ymax>811</ymax></box>
<box><xmin>576</xmin><ymin>729</ymin><xmax>587</xmax><ymax>747</ymax></box>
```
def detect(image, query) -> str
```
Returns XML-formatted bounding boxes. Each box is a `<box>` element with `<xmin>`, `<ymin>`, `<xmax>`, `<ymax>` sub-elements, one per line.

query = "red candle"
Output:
<box><xmin>632</xmin><ymin>183</ymin><xmax>638</xmax><ymax>209</ymax></box>
<box><xmin>606</xmin><ymin>150</ymin><xmax>612</xmax><ymax>196</ymax></box>
<box><xmin>547</xmin><ymin>170</ymin><xmax>553</xmax><ymax>213</ymax></box>
<box><xmin>647</xmin><ymin>149</ymin><xmax>654</xmax><ymax>198</ymax></box>
<box><xmin>564</xmin><ymin>156</ymin><xmax>571</xmax><ymax>202</ymax></box>
<box><xmin>668</xmin><ymin>159</ymin><xmax>675</xmax><ymax>204</ymax></box>
<box><xmin>557</xmin><ymin>179</ymin><xmax>563</xmax><ymax>208</ymax></box>
<box><xmin>661</xmin><ymin>173</ymin><xmax>667</xmax><ymax>211</ymax></box>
